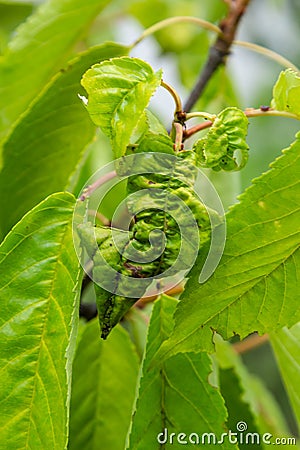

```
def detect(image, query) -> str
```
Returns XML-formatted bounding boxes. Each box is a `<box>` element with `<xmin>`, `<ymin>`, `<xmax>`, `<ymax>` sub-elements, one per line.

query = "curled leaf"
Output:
<box><xmin>77</xmin><ymin>223</ymin><xmax>137</xmax><ymax>339</ymax></box>
<box><xmin>81</xmin><ymin>57</ymin><xmax>162</xmax><ymax>157</ymax></box>
<box><xmin>193</xmin><ymin>107</ymin><xmax>249</xmax><ymax>171</ymax></box>
<box><xmin>77</xmin><ymin>150</ymin><xmax>214</xmax><ymax>339</ymax></box>
<box><xmin>271</xmin><ymin>68</ymin><xmax>300</xmax><ymax>118</ymax></box>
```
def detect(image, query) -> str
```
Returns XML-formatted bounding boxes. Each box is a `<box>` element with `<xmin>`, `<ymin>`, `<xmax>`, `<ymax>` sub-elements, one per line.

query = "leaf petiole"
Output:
<box><xmin>233</xmin><ymin>40</ymin><xmax>300</xmax><ymax>73</ymax></box>
<box><xmin>131</xmin><ymin>16</ymin><xmax>221</xmax><ymax>48</ymax></box>
<box><xmin>183</xmin><ymin>107</ymin><xmax>300</xmax><ymax>141</ymax></box>
<box><xmin>185</xmin><ymin>111</ymin><xmax>216</xmax><ymax>121</ymax></box>
<box><xmin>244</xmin><ymin>107</ymin><xmax>300</xmax><ymax>120</ymax></box>
<box><xmin>79</xmin><ymin>170</ymin><xmax>117</xmax><ymax>201</ymax></box>
<box><xmin>160</xmin><ymin>80</ymin><xmax>183</xmax><ymax>113</ymax></box>
<box><xmin>172</xmin><ymin>122</ymin><xmax>184</xmax><ymax>152</ymax></box>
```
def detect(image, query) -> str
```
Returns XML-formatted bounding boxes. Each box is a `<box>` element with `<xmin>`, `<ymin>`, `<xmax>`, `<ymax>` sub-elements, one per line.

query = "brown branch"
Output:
<box><xmin>183</xmin><ymin>0</ymin><xmax>252</xmax><ymax>112</ymax></box>
<box><xmin>233</xmin><ymin>333</ymin><xmax>269</xmax><ymax>354</ymax></box>
<box><xmin>183</xmin><ymin>106</ymin><xmax>300</xmax><ymax>141</ymax></box>
<box><xmin>135</xmin><ymin>282</ymin><xmax>184</xmax><ymax>308</ymax></box>
<box><xmin>79</xmin><ymin>170</ymin><xmax>117</xmax><ymax>201</ymax></box>
<box><xmin>183</xmin><ymin>120</ymin><xmax>213</xmax><ymax>141</ymax></box>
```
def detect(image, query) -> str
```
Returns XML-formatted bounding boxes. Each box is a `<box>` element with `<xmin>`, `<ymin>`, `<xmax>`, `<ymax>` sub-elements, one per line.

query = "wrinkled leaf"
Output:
<box><xmin>156</xmin><ymin>133</ymin><xmax>300</xmax><ymax>359</ymax></box>
<box><xmin>77</xmin><ymin>147</ymin><xmax>212</xmax><ymax>339</ymax></box>
<box><xmin>0</xmin><ymin>43</ymin><xmax>129</xmax><ymax>239</ymax></box>
<box><xmin>271</xmin><ymin>69</ymin><xmax>300</xmax><ymax>118</ymax></box>
<box><xmin>0</xmin><ymin>192</ymin><xmax>80</xmax><ymax>449</ymax></box>
<box><xmin>81</xmin><ymin>57</ymin><xmax>162</xmax><ymax>157</ymax></box>
<box><xmin>128</xmin><ymin>295</ymin><xmax>234</xmax><ymax>450</ymax></box>
<box><xmin>270</xmin><ymin>323</ymin><xmax>300</xmax><ymax>432</ymax></box>
<box><xmin>76</xmin><ymin>222</ymin><xmax>137</xmax><ymax>339</ymax></box>
<box><xmin>69</xmin><ymin>319</ymin><xmax>139</xmax><ymax>450</ymax></box>
<box><xmin>193</xmin><ymin>107</ymin><xmax>249</xmax><ymax>171</ymax></box>
<box><xmin>0</xmin><ymin>0</ymin><xmax>111</xmax><ymax>145</ymax></box>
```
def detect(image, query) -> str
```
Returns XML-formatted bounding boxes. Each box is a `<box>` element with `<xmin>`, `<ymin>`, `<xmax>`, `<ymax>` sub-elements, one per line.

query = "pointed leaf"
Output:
<box><xmin>69</xmin><ymin>319</ymin><xmax>139</xmax><ymax>450</ymax></box>
<box><xmin>0</xmin><ymin>42</ymin><xmax>128</xmax><ymax>239</ymax></box>
<box><xmin>0</xmin><ymin>192</ymin><xmax>80</xmax><ymax>449</ymax></box>
<box><xmin>128</xmin><ymin>295</ymin><xmax>234</xmax><ymax>450</ymax></box>
<box><xmin>157</xmin><ymin>133</ymin><xmax>300</xmax><ymax>358</ymax></box>
<box><xmin>271</xmin><ymin>69</ymin><xmax>300</xmax><ymax>118</ymax></box>
<box><xmin>0</xmin><ymin>0</ymin><xmax>111</xmax><ymax>144</ymax></box>
<box><xmin>81</xmin><ymin>57</ymin><xmax>162</xmax><ymax>157</ymax></box>
<box><xmin>270</xmin><ymin>323</ymin><xmax>300</xmax><ymax>432</ymax></box>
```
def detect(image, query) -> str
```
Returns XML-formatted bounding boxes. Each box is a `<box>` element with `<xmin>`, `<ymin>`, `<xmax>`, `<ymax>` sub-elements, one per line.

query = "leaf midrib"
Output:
<box><xmin>170</xmin><ymin>244</ymin><xmax>299</xmax><ymax>355</ymax></box>
<box><xmin>24</xmin><ymin>222</ymin><xmax>72</xmax><ymax>449</ymax></box>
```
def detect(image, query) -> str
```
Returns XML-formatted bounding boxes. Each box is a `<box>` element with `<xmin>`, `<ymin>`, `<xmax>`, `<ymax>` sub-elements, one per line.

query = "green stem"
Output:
<box><xmin>234</xmin><ymin>40</ymin><xmax>300</xmax><ymax>73</ymax></box>
<box><xmin>185</xmin><ymin>111</ymin><xmax>216</xmax><ymax>121</ymax></box>
<box><xmin>131</xmin><ymin>16</ymin><xmax>221</xmax><ymax>47</ymax></box>
<box><xmin>131</xmin><ymin>15</ymin><xmax>299</xmax><ymax>74</ymax></box>
<box><xmin>79</xmin><ymin>170</ymin><xmax>117</xmax><ymax>201</ymax></box>
<box><xmin>88</xmin><ymin>210</ymin><xmax>110</xmax><ymax>227</ymax></box>
<box><xmin>173</xmin><ymin>122</ymin><xmax>184</xmax><ymax>152</ymax></box>
<box><xmin>245</xmin><ymin>108</ymin><xmax>300</xmax><ymax>120</ymax></box>
<box><xmin>183</xmin><ymin>108</ymin><xmax>300</xmax><ymax>141</ymax></box>
<box><xmin>161</xmin><ymin>80</ymin><xmax>183</xmax><ymax>113</ymax></box>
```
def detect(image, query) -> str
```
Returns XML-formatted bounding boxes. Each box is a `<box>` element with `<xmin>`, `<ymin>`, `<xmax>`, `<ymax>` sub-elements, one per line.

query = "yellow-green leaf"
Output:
<box><xmin>81</xmin><ymin>57</ymin><xmax>162</xmax><ymax>157</ymax></box>
<box><xmin>156</xmin><ymin>133</ymin><xmax>300</xmax><ymax>359</ymax></box>
<box><xmin>271</xmin><ymin>69</ymin><xmax>300</xmax><ymax>118</ymax></box>
<box><xmin>128</xmin><ymin>295</ymin><xmax>234</xmax><ymax>450</ymax></box>
<box><xmin>0</xmin><ymin>42</ymin><xmax>128</xmax><ymax>239</ymax></box>
<box><xmin>271</xmin><ymin>323</ymin><xmax>300</xmax><ymax>433</ymax></box>
<box><xmin>0</xmin><ymin>0</ymin><xmax>111</xmax><ymax>145</ymax></box>
<box><xmin>0</xmin><ymin>192</ymin><xmax>80</xmax><ymax>449</ymax></box>
<box><xmin>69</xmin><ymin>320</ymin><xmax>139</xmax><ymax>450</ymax></box>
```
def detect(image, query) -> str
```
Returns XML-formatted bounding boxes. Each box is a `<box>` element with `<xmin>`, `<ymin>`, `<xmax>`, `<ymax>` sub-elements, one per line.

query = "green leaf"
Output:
<box><xmin>123</xmin><ymin>305</ymin><xmax>152</xmax><ymax>361</ymax></box>
<box><xmin>81</xmin><ymin>56</ymin><xmax>163</xmax><ymax>157</ymax></box>
<box><xmin>156</xmin><ymin>133</ymin><xmax>300</xmax><ymax>358</ymax></box>
<box><xmin>0</xmin><ymin>3</ymin><xmax>33</xmax><ymax>54</ymax></box>
<box><xmin>128</xmin><ymin>295</ymin><xmax>234</xmax><ymax>450</ymax></box>
<box><xmin>76</xmin><ymin>222</ymin><xmax>138</xmax><ymax>339</ymax></box>
<box><xmin>215</xmin><ymin>335</ymin><xmax>291</xmax><ymax>443</ymax></box>
<box><xmin>127</xmin><ymin>110</ymin><xmax>174</xmax><ymax>155</ymax></box>
<box><xmin>0</xmin><ymin>42</ymin><xmax>129</xmax><ymax>239</ymax></box>
<box><xmin>218</xmin><ymin>368</ymin><xmax>264</xmax><ymax>449</ymax></box>
<box><xmin>271</xmin><ymin>69</ymin><xmax>300</xmax><ymax>118</ymax></box>
<box><xmin>135</xmin><ymin>132</ymin><xmax>174</xmax><ymax>154</ymax></box>
<box><xmin>0</xmin><ymin>0</ymin><xmax>111</xmax><ymax>145</ymax></box>
<box><xmin>193</xmin><ymin>107</ymin><xmax>249</xmax><ymax>171</ymax></box>
<box><xmin>270</xmin><ymin>323</ymin><xmax>300</xmax><ymax>432</ymax></box>
<box><xmin>69</xmin><ymin>319</ymin><xmax>139</xmax><ymax>450</ymax></box>
<box><xmin>0</xmin><ymin>192</ymin><xmax>80</xmax><ymax>449</ymax></box>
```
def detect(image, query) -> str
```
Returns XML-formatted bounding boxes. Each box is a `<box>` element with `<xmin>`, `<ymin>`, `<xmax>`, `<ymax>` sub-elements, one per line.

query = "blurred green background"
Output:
<box><xmin>1</xmin><ymin>0</ymin><xmax>299</xmax><ymax>435</ymax></box>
